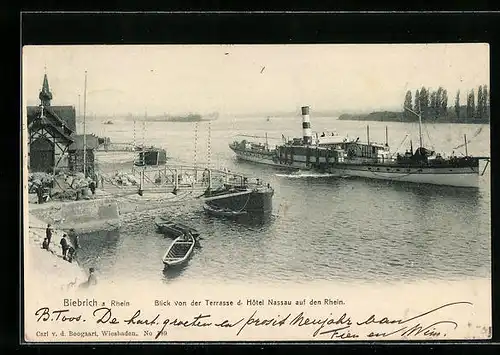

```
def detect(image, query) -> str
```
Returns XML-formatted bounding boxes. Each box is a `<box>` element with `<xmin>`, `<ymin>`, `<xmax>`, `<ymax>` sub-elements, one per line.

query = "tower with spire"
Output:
<box><xmin>39</xmin><ymin>73</ymin><xmax>53</xmax><ymax>107</ymax></box>
<box><xmin>27</xmin><ymin>70</ymin><xmax>77</xmax><ymax>173</ymax></box>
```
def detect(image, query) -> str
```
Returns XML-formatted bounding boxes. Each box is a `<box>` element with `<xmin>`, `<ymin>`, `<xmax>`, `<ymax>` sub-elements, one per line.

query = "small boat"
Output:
<box><xmin>203</xmin><ymin>204</ymin><xmax>248</xmax><ymax>217</ymax></box>
<box><xmin>155</xmin><ymin>216</ymin><xmax>200</xmax><ymax>238</ymax></box>
<box><xmin>162</xmin><ymin>233</ymin><xmax>195</xmax><ymax>267</ymax></box>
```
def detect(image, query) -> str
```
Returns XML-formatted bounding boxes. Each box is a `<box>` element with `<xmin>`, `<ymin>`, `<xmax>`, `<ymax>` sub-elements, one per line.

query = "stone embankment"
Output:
<box><xmin>26</xmin><ymin>213</ymin><xmax>88</xmax><ymax>292</ymax></box>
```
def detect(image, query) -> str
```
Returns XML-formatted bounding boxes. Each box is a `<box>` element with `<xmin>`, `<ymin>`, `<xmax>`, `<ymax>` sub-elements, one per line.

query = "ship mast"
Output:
<box><xmin>83</xmin><ymin>71</ymin><xmax>88</xmax><ymax>177</ymax></box>
<box><xmin>418</xmin><ymin>100</ymin><xmax>423</xmax><ymax>149</ymax></box>
<box><xmin>404</xmin><ymin>102</ymin><xmax>423</xmax><ymax>149</ymax></box>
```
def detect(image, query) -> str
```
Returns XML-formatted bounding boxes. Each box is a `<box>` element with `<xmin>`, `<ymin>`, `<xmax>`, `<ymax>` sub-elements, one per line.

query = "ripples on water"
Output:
<box><xmin>78</xmin><ymin>116</ymin><xmax>491</xmax><ymax>286</ymax></box>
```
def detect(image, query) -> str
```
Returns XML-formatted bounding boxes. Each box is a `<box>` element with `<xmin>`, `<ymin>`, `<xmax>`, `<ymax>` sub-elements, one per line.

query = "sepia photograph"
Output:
<box><xmin>22</xmin><ymin>44</ymin><xmax>491</xmax><ymax>342</ymax></box>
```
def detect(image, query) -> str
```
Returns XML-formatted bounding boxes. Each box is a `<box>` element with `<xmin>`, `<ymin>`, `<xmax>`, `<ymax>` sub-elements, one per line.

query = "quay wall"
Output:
<box><xmin>29</xmin><ymin>198</ymin><xmax>120</xmax><ymax>233</ymax></box>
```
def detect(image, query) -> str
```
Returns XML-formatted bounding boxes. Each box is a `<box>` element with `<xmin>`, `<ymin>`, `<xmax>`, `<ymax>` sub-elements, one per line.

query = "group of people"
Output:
<box><xmin>41</xmin><ymin>224</ymin><xmax>80</xmax><ymax>263</ymax></box>
<box><xmin>42</xmin><ymin>224</ymin><xmax>97</xmax><ymax>288</ymax></box>
<box><xmin>75</xmin><ymin>179</ymin><xmax>98</xmax><ymax>201</ymax></box>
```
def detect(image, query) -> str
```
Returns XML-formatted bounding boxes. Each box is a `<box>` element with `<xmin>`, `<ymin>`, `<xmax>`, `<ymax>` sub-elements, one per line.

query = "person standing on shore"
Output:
<box><xmin>66</xmin><ymin>246</ymin><xmax>75</xmax><ymax>263</ymax></box>
<box><xmin>88</xmin><ymin>268</ymin><xmax>97</xmax><ymax>285</ymax></box>
<box><xmin>60</xmin><ymin>234</ymin><xmax>69</xmax><ymax>259</ymax></box>
<box><xmin>79</xmin><ymin>268</ymin><xmax>97</xmax><ymax>288</ymax></box>
<box><xmin>89</xmin><ymin>180</ymin><xmax>96</xmax><ymax>195</ymax></box>
<box><xmin>36</xmin><ymin>184</ymin><xmax>44</xmax><ymax>204</ymax></box>
<box><xmin>45</xmin><ymin>224</ymin><xmax>53</xmax><ymax>246</ymax></box>
<box><xmin>68</xmin><ymin>229</ymin><xmax>80</xmax><ymax>259</ymax></box>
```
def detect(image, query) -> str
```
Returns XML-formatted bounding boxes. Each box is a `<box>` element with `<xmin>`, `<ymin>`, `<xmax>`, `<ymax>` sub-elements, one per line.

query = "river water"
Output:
<box><xmin>75</xmin><ymin>115</ymin><xmax>491</xmax><ymax>288</ymax></box>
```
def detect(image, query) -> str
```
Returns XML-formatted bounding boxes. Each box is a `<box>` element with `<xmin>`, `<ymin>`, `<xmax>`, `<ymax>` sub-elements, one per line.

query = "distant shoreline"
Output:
<box><xmin>338</xmin><ymin>111</ymin><xmax>490</xmax><ymax>124</ymax></box>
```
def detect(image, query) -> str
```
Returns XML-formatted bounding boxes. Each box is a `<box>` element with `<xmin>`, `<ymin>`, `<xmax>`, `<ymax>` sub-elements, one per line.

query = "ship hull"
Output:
<box><xmin>205</xmin><ymin>188</ymin><xmax>274</xmax><ymax>214</ymax></box>
<box><xmin>230</xmin><ymin>146</ymin><xmax>281</xmax><ymax>167</ymax></box>
<box><xmin>284</xmin><ymin>160</ymin><xmax>480</xmax><ymax>188</ymax></box>
<box><xmin>235</xmin><ymin>153</ymin><xmax>281</xmax><ymax>166</ymax></box>
<box><xmin>329</xmin><ymin>165</ymin><xmax>479</xmax><ymax>188</ymax></box>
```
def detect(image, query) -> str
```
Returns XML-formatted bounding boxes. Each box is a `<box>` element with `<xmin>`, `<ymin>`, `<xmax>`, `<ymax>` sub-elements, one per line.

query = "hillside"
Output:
<box><xmin>338</xmin><ymin>106</ymin><xmax>490</xmax><ymax>124</ymax></box>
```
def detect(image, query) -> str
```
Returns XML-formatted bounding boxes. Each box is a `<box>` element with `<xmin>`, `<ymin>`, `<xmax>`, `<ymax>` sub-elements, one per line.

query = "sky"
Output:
<box><xmin>22</xmin><ymin>44</ymin><xmax>490</xmax><ymax>116</ymax></box>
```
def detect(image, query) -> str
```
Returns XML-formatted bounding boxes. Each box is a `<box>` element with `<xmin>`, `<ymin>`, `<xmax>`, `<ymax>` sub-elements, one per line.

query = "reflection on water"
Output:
<box><xmin>77</xmin><ymin>229</ymin><xmax>120</xmax><ymax>275</ymax></box>
<box><xmin>162</xmin><ymin>263</ymin><xmax>190</xmax><ymax>282</ymax></box>
<box><xmin>80</xmin><ymin>177</ymin><xmax>489</xmax><ymax>285</ymax></box>
<box><xmin>202</xmin><ymin>212</ymin><xmax>274</xmax><ymax>229</ymax></box>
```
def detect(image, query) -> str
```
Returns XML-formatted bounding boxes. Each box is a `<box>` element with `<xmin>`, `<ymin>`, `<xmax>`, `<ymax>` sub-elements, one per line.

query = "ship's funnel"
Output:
<box><xmin>301</xmin><ymin>106</ymin><xmax>312</xmax><ymax>145</ymax></box>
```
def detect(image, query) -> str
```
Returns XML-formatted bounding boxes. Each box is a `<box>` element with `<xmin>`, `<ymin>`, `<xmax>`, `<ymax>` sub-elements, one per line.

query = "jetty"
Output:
<box><xmin>97</xmin><ymin>163</ymin><xmax>263</xmax><ymax>199</ymax></box>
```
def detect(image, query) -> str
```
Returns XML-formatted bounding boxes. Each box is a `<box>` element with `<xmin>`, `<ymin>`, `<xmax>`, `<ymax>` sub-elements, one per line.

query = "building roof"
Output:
<box><xmin>28</xmin><ymin>113</ymin><xmax>74</xmax><ymax>144</ymax></box>
<box><xmin>49</xmin><ymin>106</ymin><xmax>76</xmax><ymax>132</ymax></box>
<box><xmin>68</xmin><ymin>134</ymin><xmax>100</xmax><ymax>151</ymax></box>
<box><xmin>27</xmin><ymin>105</ymin><xmax>76</xmax><ymax>134</ymax></box>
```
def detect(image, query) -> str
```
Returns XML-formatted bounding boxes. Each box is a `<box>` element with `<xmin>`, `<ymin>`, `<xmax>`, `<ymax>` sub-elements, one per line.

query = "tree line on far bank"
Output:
<box><xmin>403</xmin><ymin>85</ymin><xmax>490</xmax><ymax>123</ymax></box>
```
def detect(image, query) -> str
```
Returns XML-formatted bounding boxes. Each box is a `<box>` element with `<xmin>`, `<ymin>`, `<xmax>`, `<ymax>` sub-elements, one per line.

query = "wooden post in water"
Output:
<box><xmin>174</xmin><ymin>169</ymin><xmax>178</xmax><ymax>192</ymax></box>
<box><xmin>133</xmin><ymin>119</ymin><xmax>136</xmax><ymax>148</ymax></box>
<box><xmin>138</xmin><ymin>168</ymin><xmax>144</xmax><ymax>196</ymax></box>
<box><xmin>366</xmin><ymin>125</ymin><xmax>370</xmax><ymax>145</ymax></box>
<box><xmin>385</xmin><ymin>126</ymin><xmax>388</xmax><ymax>146</ymax></box>
<box><xmin>464</xmin><ymin>134</ymin><xmax>468</xmax><ymax>156</ymax></box>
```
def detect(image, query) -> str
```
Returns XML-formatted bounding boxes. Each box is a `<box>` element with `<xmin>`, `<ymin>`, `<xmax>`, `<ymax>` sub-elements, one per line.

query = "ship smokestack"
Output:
<box><xmin>301</xmin><ymin>106</ymin><xmax>312</xmax><ymax>145</ymax></box>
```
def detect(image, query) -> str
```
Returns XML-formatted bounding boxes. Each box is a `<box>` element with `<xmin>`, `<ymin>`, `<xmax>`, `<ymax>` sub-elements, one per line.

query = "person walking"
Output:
<box><xmin>60</xmin><ymin>234</ymin><xmax>69</xmax><ymax>260</ymax></box>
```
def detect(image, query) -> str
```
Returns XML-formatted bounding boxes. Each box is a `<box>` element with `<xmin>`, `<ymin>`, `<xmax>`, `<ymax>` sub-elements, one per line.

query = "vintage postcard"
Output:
<box><xmin>22</xmin><ymin>44</ymin><xmax>491</xmax><ymax>342</ymax></box>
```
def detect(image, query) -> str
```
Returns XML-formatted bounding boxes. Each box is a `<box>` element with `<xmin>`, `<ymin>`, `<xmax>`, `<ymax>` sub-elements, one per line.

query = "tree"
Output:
<box><xmin>467</xmin><ymin>89</ymin><xmax>475</xmax><ymax>120</ymax></box>
<box><xmin>414</xmin><ymin>89</ymin><xmax>420</xmax><ymax>113</ymax></box>
<box><xmin>477</xmin><ymin>85</ymin><xmax>483</xmax><ymax>119</ymax></box>
<box><xmin>442</xmin><ymin>89</ymin><xmax>448</xmax><ymax>114</ymax></box>
<box><xmin>420</xmin><ymin>86</ymin><xmax>429</xmax><ymax>111</ymax></box>
<box><xmin>430</xmin><ymin>91</ymin><xmax>437</xmax><ymax>114</ymax></box>
<box><xmin>466</xmin><ymin>91</ymin><xmax>471</xmax><ymax>118</ymax></box>
<box><xmin>455</xmin><ymin>90</ymin><xmax>460</xmax><ymax>119</ymax></box>
<box><xmin>436</xmin><ymin>87</ymin><xmax>444</xmax><ymax>112</ymax></box>
<box><xmin>404</xmin><ymin>90</ymin><xmax>413</xmax><ymax>111</ymax></box>
<box><xmin>482</xmin><ymin>85</ymin><xmax>489</xmax><ymax>119</ymax></box>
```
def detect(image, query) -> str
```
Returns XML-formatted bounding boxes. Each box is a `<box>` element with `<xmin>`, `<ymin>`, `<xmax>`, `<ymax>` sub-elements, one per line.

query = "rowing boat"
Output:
<box><xmin>162</xmin><ymin>233</ymin><xmax>196</xmax><ymax>267</ymax></box>
<box><xmin>155</xmin><ymin>216</ymin><xmax>200</xmax><ymax>238</ymax></box>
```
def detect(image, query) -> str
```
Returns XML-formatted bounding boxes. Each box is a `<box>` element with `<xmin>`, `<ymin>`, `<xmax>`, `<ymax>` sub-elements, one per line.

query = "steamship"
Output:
<box><xmin>230</xmin><ymin>106</ymin><xmax>489</xmax><ymax>188</ymax></box>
